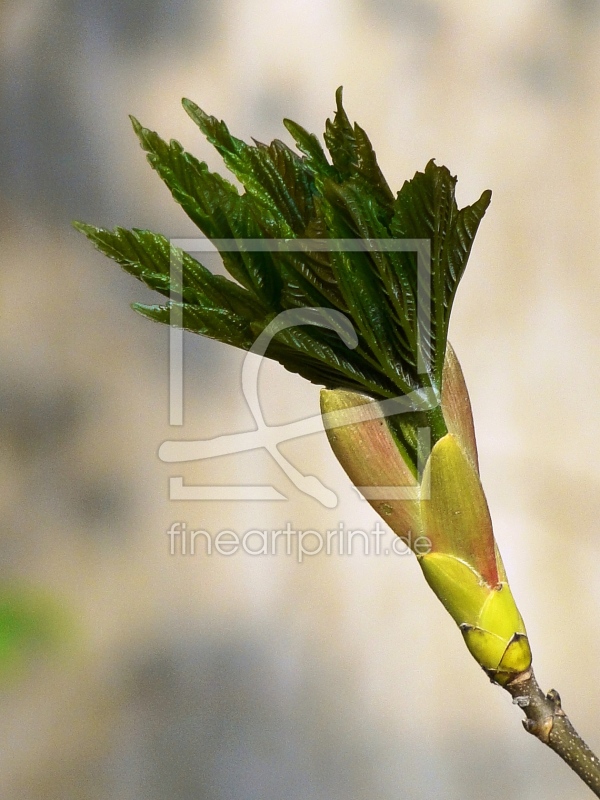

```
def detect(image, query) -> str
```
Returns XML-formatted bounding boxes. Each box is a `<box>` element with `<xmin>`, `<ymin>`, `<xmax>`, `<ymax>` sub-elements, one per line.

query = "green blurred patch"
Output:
<box><xmin>0</xmin><ymin>584</ymin><xmax>71</xmax><ymax>683</ymax></box>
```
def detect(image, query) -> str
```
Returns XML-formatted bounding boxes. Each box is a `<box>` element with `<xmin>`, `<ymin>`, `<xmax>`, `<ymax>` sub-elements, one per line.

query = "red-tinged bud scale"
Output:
<box><xmin>321</xmin><ymin>345</ymin><xmax>531</xmax><ymax>685</ymax></box>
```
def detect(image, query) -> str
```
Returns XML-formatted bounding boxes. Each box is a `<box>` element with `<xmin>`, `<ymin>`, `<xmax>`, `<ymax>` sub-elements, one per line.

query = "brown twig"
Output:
<box><xmin>504</xmin><ymin>669</ymin><xmax>600</xmax><ymax>796</ymax></box>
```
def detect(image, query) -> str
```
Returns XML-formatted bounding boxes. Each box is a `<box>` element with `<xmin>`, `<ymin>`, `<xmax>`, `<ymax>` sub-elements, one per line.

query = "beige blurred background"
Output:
<box><xmin>1</xmin><ymin>1</ymin><xmax>600</xmax><ymax>798</ymax></box>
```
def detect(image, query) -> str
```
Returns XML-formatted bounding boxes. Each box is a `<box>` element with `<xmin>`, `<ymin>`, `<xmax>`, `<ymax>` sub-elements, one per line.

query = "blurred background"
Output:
<box><xmin>2</xmin><ymin>1</ymin><xmax>600</xmax><ymax>798</ymax></box>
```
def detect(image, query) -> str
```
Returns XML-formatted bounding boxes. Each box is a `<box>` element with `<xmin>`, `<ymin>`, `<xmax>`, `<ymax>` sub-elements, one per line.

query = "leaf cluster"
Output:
<box><xmin>74</xmin><ymin>88</ymin><xmax>490</xmax><ymax>407</ymax></box>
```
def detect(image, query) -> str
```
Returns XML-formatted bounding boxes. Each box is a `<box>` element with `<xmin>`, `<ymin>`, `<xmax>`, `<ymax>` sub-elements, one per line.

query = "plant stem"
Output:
<box><xmin>504</xmin><ymin>669</ymin><xmax>600</xmax><ymax>796</ymax></box>
<box><xmin>426</xmin><ymin>403</ymin><xmax>448</xmax><ymax>445</ymax></box>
